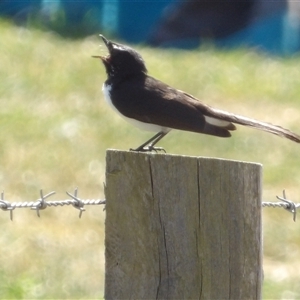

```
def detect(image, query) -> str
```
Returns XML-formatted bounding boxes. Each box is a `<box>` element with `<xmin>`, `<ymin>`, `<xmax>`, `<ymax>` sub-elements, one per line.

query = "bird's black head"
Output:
<box><xmin>93</xmin><ymin>35</ymin><xmax>147</xmax><ymax>79</ymax></box>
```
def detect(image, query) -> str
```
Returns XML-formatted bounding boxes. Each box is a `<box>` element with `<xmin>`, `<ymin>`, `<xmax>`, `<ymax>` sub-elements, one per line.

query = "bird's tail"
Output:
<box><xmin>206</xmin><ymin>108</ymin><xmax>300</xmax><ymax>143</ymax></box>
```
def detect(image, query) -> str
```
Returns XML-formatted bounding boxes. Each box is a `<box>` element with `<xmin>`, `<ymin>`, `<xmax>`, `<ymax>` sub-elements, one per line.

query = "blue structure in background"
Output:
<box><xmin>0</xmin><ymin>0</ymin><xmax>41</xmax><ymax>19</ymax></box>
<box><xmin>0</xmin><ymin>0</ymin><xmax>173</xmax><ymax>41</ymax></box>
<box><xmin>117</xmin><ymin>1</ymin><xmax>172</xmax><ymax>43</ymax></box>
<box><xmin>218</xmin><ymin>12</ymin><xmax>300</xmax><ymax>55</ymax></box>
<box><xmin>0</xmin><ymin>0</ymin><xmax>299</xmax><ymax>55</ymax></box>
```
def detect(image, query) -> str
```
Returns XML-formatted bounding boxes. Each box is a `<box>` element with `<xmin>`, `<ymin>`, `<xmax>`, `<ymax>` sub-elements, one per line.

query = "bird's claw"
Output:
<box><xmin>130</xmin><ymin>145</ymin><xmax>166</xmax><ymax>153</ymax></box>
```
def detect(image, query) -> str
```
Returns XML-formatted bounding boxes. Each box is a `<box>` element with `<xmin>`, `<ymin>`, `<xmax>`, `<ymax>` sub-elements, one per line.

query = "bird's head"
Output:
<box><xmin>93</xmin><ymin>35</ymin><xmax>147</xmax><ymax>79</ymax></box>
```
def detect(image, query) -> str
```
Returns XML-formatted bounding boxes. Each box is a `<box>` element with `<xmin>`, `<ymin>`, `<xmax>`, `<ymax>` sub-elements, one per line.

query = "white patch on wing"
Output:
<box><xmin>204</xmin><ymin>116</ymin><xmax>231</xmax><ymax>127</ymax></box>
<box><xmin>102</xmin><ymin>83</ymin><xmax>170</xmax><ymax>133</ymax></box>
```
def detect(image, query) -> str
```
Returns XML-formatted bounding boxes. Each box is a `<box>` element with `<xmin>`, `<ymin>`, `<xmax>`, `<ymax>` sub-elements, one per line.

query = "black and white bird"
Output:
<box><xmin>93</xmin><ymin>35</ymin><xmax>300</xmax><ymax>152</ymax></box>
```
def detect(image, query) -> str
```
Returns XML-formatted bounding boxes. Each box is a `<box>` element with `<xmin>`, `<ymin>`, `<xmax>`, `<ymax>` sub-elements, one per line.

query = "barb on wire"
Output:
<box><xmin>66</xmin><ymin>188</ymin><xmax>86</xmax><ymax>218</ymax></box>
<box><xmin>262</xmin><ymin>190</ymin><xmax>299</xmax><ymax>222</ymax></box>
<box><xmin>31</xmin><ymin>190</ymin><xmax>56</xmax><ymax>217</ymax></box>
<box><xmin>0</xmin><ymin>189</ymin><xmax>105</xmax><ymax>221</ymax></box>
<box><xmin>0</xmin><ymin>191</ymin><xmax>14</xmax><ymax>221</ymax></box>
<box><xmin>276</xmin><ymin>190</ymin><xmax>297</xmax><ymax>222</ymax></box>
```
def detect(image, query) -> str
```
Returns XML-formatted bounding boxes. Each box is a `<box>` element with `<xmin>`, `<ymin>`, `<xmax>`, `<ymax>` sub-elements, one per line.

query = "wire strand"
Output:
<box><xmin>0</xmin><ymin>189</ymin><xmax>298</xmax><ymax>221</ymax></box>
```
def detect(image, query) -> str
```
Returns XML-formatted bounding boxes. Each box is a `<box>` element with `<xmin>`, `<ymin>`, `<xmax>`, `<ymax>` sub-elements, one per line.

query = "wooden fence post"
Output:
<box><xmin>105</xmin><ymin>149</ymin><xmax>262</xmax><ymax>300</ymax></box>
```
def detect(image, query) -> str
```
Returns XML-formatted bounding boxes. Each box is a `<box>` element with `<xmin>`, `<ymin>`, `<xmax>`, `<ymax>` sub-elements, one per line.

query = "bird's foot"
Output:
<box><xmin>130</xmin><ymin>144</ymin><xmax>166</xmax><ymax>153</ymax></box>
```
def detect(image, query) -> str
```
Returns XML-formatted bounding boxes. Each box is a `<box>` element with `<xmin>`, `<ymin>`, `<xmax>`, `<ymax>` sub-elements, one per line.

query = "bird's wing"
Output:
<box><xmin>113</xmin><ymin>76</ymin><xmax>235</xmax><ymax>137</ymax></box>
<box><xmin>112</xmin><ymin>75</ymin><xmax>300</xmax><ymax>142</ymax></box>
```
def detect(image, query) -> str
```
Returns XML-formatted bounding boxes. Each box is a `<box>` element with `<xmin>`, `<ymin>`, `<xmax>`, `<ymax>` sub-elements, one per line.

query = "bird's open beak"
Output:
<box><xmin>92</xmin><ymin>34</ymin><xmax>112</xmax><ymax>61</ymax></box>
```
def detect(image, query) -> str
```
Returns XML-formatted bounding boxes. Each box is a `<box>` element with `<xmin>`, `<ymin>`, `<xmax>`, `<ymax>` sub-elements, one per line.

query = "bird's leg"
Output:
<box><xmin>147</xmin><ymin>131</ymin><xmax>168</xmax><ymax>152</ymax></box>
<box><xmin>130</xmin><ymin>131</ymin><xmax>169</xmax><ymax>152</ymax></box>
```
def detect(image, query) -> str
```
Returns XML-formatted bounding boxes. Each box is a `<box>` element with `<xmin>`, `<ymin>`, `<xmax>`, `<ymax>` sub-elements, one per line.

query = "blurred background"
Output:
<box><xmin>0</xmin><ymin>0</ymin><xmax>300</xmax><ymax>299</ymax></box>
<box><xmin>1</xmin><ymin>0</ymin><xmax>300</xmax><ymax>54</ymax></box>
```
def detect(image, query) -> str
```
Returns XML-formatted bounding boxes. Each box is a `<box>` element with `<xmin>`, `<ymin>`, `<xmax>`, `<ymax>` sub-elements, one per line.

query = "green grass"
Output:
<box><xmin>1</xmin><ymin>20</ymin><xmax>300</xmax><ymax>298</ymax></box>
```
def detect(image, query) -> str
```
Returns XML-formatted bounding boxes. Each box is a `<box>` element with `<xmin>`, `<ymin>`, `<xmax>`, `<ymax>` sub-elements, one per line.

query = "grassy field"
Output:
<box><xmin>1</xmin><ymin>20</ymin><xmax>300</xmax><ymax>299</ymax></box>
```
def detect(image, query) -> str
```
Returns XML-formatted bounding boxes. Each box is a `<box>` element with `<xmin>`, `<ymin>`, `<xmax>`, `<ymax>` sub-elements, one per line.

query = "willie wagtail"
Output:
<box><xmin>93</xmin><ymin>35</ymin><xmax>300</xmax><ymax>152</ymax></box>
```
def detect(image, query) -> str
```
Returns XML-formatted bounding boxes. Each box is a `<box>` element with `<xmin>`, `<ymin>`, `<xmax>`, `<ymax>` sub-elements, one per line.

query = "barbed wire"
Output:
<box><xmin>262</xmin><ymin>190</ymin><xmax>299</xmax><ymax>222</ymax></box>
<box><xmin>0</xmin><ymin>189</ymin><xmax>298</xmax><ymax>222</ymax></box>
<box><xmin>0</xmin><ymin>188</ymin><xmax>105</xmax><ymax>221</ymax></box>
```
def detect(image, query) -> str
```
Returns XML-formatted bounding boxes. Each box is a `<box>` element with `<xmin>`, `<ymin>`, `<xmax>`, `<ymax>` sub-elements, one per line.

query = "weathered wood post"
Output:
<box><xmin>105</xmin><ymin>149</ymin><xmax>262</xmax><ymax>299</ymax></box>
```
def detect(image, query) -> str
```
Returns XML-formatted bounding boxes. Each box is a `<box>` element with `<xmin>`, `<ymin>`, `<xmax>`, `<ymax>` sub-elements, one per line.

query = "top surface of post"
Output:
<box><xmin>106</xmin><ymin>148</ymin><xmax>262</xmax><ymax>166</ymax></box>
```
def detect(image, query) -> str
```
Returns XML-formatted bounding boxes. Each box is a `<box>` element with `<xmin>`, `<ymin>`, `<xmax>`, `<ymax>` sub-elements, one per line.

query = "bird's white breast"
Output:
<box><xmin>102</xmin><ymin>83</ymin><xmax>170</xmax><ymax>133</ymax></box>
<box><xmin>102</xmin><ymin>83</ymin><xmax>118</xmax><ymax>113</ymax></box>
